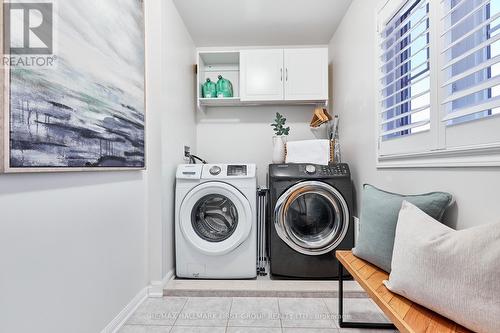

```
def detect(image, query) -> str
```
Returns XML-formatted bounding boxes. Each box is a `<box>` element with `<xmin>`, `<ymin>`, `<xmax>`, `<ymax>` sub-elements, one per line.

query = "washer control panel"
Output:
<box><xmin>227</xmin><ymin>165</ymin><xmax>248</xmax><ymax>176</ymax></box>
<box><xmin>209</xmin><ymin>166</ymin><xmax>222</xmax><ymax>175</ymax></box>
<box><xmin>176</xmin><ymin>164</ymin><xmax>203</xmax><ymax>179</ymax></box>
<box><xmin>201</xmin><ymin>164</ymin><xmax>256</xmax><ymax>179</ymax></box>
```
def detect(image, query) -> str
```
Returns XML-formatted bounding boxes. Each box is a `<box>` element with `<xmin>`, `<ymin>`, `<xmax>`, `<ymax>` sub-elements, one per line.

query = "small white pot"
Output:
<box><xmin>272</xmin><ymin>135</ymin><xmax>287</xmax><ymax>164</ymax></box>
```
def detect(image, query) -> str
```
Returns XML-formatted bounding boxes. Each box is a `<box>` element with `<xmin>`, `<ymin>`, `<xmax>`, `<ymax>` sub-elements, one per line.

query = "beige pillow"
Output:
<box><xmin>385</xmin><ymin>201</ymin><xmax>500</xmax><ymax>333</ymax></box>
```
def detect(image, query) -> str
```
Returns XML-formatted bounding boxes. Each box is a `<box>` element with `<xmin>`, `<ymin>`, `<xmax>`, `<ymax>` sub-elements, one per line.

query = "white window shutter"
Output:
<box><xmin>377</xmin><ymin>0</ymin><xmax>435</xmax><ymax>157</ymax></box>
<box><xmin>440</xmin><ymin>0</ymin><xmax>500</xmax><ymax>150</ymax></box>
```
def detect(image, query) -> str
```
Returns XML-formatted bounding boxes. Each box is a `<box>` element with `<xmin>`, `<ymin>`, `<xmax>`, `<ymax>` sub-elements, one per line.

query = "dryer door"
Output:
<box><xmin>179</xmin><ymin>182</ymin><xmax>252</xmax><ymax>256</ymax></box>
<box><xmin>274</xmin><ymin>181</ymin><xmax>350</xmax><ymax>256</ymax></box>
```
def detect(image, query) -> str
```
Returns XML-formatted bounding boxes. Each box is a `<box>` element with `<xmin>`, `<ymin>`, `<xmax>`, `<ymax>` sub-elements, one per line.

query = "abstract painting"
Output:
<box><xmin>1</xmin><ymin>0</ymin><xmax>145</xmax><ymax>172</ymax></box>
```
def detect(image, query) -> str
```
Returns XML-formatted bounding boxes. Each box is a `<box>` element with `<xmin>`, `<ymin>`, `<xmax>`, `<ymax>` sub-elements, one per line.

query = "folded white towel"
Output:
<box><xmin>285</xmin><ymin>140</ymin><xmax>330</xmax><ymax>166</ymax></box>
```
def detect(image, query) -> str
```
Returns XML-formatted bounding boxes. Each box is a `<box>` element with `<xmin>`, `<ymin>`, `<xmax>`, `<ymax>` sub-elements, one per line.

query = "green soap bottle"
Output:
<box><xmin>216</xmin><ymin>75</ymin><xmax>233</xmax><ymax>98</ymax></box>
<box><xmin>202</xmin><ymin>78</ymin><xmax>217</xmax><ymax>98</ymax></box>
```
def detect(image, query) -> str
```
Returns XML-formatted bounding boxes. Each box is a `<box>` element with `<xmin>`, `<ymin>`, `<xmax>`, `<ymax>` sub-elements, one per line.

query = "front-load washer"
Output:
<box><xmin>175</xmin><ymin>164</ymin><xmax>257</xmax><ymax>279</ymax></box>
<box><xmin>267</xmin><ymin>163</ymin><xmax>354</xmax><ymax>279</ymax></box>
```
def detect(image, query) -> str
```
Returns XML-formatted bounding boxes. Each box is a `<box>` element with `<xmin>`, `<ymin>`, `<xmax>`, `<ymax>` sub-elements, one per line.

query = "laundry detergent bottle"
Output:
<box><xmin>216</xmin><ymin>75</ymin><xmax>233</xmax><ymax>98</ymax></box>
<box><xmin>202</xmin><ymin>78</ymin><xmax>217</xmax><ymax>98</ymax></box>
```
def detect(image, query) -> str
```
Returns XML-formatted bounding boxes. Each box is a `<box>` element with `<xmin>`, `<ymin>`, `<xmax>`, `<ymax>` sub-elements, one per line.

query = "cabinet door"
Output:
<box><xmin>240</xmin><ymin>49</ymin><xmax>284</xmax><ymax>101</ymax></box>
<box><xmin>284</xmin><ymin>48</ymin><xmax>328</xmax><ymax>101</ymax></box>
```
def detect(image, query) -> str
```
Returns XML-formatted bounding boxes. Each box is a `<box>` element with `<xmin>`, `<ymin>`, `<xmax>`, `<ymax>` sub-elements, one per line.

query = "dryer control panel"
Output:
<box><xmin>316</xmin><ymin>164</ymin><xmax>350</xmax><ymax>176</ymax></box>
<box><xmin>270</xmin><ymin>163</ymin><xmax>350</xmax><ymax>179</ymax></box>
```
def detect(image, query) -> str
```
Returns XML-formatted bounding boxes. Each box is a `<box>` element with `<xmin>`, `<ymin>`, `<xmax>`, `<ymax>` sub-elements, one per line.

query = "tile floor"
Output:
<box><xmin>120</xmin><ymin>297</ymin><xmax>398</xmax><ymax>333</ymax></box>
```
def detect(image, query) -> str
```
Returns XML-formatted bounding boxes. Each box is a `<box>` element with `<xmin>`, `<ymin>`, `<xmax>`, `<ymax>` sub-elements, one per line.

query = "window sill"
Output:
<box><xmin>377</xmin><ymin>144</ymin><xmax>500</xmax><ymax>168</ymax></box>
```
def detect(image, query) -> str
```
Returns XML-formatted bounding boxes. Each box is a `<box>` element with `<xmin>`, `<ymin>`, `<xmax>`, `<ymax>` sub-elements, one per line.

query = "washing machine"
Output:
<box><xmin>267</xmin><ymin>163</ymin><xmax>354</xmax><ymax>279</ymax></box>
<box><xmin>175</xmin><ymin>163</ymin><xmax>257</xmax><ymax>279</ymax></box>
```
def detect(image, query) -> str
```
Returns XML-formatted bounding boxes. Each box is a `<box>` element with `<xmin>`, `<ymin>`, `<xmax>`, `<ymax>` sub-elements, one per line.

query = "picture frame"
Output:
<box><xmin>0</xmin><ymin>0</ymin><xmax>146</xmax><ymax>173</ymax></box>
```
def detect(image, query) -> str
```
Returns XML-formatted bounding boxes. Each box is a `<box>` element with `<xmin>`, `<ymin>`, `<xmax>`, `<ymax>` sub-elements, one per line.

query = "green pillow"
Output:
<box><xmin>352</xmin><ymin>184</ymin><xmax>452</xmax><ymax>272</ymax></box>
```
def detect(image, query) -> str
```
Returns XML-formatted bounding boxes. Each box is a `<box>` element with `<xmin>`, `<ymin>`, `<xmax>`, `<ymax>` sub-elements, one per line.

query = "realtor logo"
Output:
<box><xmin>4</xmin><ymin>2</ymin><xmax>53</xmax><ymax>55</ymax></box>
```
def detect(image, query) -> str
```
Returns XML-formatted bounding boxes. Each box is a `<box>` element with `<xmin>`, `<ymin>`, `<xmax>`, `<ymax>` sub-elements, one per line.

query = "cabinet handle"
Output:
<box><xmin>281</xmin><ymin>68</ymin><xmax>283</xmax><ymax>82</ymax></box>
<box><xmin>286</xmin><ymin>68</ymin><xmax>288</xmax><ymax>81</ymax></box>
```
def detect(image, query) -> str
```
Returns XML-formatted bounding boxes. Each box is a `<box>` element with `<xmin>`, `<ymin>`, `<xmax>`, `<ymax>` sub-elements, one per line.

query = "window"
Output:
<box><xmin>442</xmin><ymin>0</ymin><xmax>499</xmax><ymax>126</ymax></box>
<box><xmin>380</xmin><ymin>0</ymin><xmax>430</xmax><ymax>142</ymax></box>
<box><xmin>377</xmin><ymin>0</ymin><xmax>500</xmax><ymax>167</ymax></box>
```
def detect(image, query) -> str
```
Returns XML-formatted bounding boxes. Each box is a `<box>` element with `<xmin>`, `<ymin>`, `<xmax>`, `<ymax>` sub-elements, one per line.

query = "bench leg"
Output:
<box><xmin>338</xmin><ymin>260</ymin><xmax>397</xmax><ymax>330</ymax></box>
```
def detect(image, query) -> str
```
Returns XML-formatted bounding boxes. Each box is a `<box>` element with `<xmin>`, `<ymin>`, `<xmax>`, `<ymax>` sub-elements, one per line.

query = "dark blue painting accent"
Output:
<box><xmin>9</xmin><ymin>0</ymin><xmax>145</xmax><ymax>169</ymax></box>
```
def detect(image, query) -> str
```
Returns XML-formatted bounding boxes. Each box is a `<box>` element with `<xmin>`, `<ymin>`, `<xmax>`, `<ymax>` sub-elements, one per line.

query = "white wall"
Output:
<box><xmin>0</xmin><ymin>161</ymin><xmax>148</xmax><ymax>333</ymax></box>
<box><xmin>329</xmin><ymin>0</ymin><xmax>500</xmax><ymax>229</ymax></box>
<box><xmin>160</xmin><ymin>0</ymin><xmax>197</xmax><ymax>277</ymax></box>
<box><xmin>197</xmin><ymin>105</ymin><xmax>316</xmax><ymax>185</ymax></box>
<box><xmin>145</xmin><ymin>0</ymin><xmax>165</xmax><ymax>293</ymax></box>
<box><xmin>0</xmin><ymin>0</ymin><xmax>196</xmax><ymax>332</ymax></box>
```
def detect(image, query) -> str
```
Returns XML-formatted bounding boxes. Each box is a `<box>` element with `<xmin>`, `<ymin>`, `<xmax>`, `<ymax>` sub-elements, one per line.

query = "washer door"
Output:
<box><xmin>274</xmin><ymin>181</ymin><xmax>350</xmax><ymax>256</ymax></box>
<box><xmin>179</xmin><ymin>182</ymin><xmax>252</xmax><ymax>256</ymax></box>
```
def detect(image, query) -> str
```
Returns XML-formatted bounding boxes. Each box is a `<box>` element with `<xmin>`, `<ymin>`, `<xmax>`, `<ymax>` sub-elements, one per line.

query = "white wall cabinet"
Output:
<box><xmin>284</xmin><ymin>48</ymin><xmax>328</xmax><ymax>101</ymax></box>
<box><xmin>197</xmin><ymin>47</ymin><xmax>328</xmax><ymax>110</ymax></box>
<box><xmin>240</xmin><ymin>49</ymin><xmax>284</xmax><ymax>101</ymax></box>
<box><xmin>240</xmin><ymin>47</ymin><xmax>328</xmax><ymax>102</ymax></box>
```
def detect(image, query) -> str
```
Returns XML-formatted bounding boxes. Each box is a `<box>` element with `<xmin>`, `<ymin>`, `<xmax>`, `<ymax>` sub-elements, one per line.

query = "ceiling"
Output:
<box><xmin>172</xmin><ymin>0</ymin><xmax>353</xmax><ymax>47</ymax></box>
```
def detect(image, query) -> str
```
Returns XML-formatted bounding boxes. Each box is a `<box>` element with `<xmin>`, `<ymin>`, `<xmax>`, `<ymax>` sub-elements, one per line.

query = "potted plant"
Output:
<box><xmin>270</xmin><ymin>112</ymin><xmax>290</xmax><ymax>164</ymax></box>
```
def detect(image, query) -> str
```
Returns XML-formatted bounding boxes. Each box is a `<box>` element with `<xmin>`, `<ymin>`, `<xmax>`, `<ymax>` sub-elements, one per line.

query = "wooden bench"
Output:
<box><xmin>336</xmin><ymin>250</ymin><xmax>472</xmax><ymax>333</ymax></box>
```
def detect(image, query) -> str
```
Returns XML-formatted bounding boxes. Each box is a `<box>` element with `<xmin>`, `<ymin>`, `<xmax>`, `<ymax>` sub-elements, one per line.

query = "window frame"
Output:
<box><xmin>375</xmin><ymin>0</ymin><xmax>500</xmax><ymax>168</ymax></box>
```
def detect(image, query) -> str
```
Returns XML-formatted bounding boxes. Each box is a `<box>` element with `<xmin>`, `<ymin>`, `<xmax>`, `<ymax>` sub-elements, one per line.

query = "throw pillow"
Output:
<box><xmin>352</xmin><ymin>184</ymin><xmax>452</xmax><ymax>272</ymax></box>
<box><xmin>385</xmin><ymin>201</ymin><xmax>500</xmax><ymax>333</ymax></box>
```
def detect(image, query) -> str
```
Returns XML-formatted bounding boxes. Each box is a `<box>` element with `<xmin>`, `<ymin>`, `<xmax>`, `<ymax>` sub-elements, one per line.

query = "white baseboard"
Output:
<box><xmin>101</xmin><ymin>269</ymin><xmax>176</xmax><ymax>333</ymax></box>
<box><xmin>148</xmin><ymin>268</ymin><xmax>175</xmax><ymax>297</ymax></box>
<box><xmin>100</xmin><ymin>286</ymin><xmax>148</xmax><ymax>333</ymax></box>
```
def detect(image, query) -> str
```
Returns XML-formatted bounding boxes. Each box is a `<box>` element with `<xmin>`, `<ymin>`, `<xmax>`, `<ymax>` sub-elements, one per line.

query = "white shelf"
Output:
<box><xmin>199</xmin><ymin>52</ymin><xmax>239</xmax><ymax>65</ymax></box>
<box><xmin>199</xmin><ymin>97</ymin><xmax>241</xmax><ymax>107</ymax></box>
<box><xmin>199</xmin><ymin>97</ymin><xmax>327</xmax><ymax>108</ymax></box>
<box><xmin>197</xmin><ymin>51</ymin><xmax>241</xmax><ymax>111</ymax></box>
<box><xmin>201</xmin><ymin>68</ymin><xmax>239</xmax><ymax>73</ymax></box>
